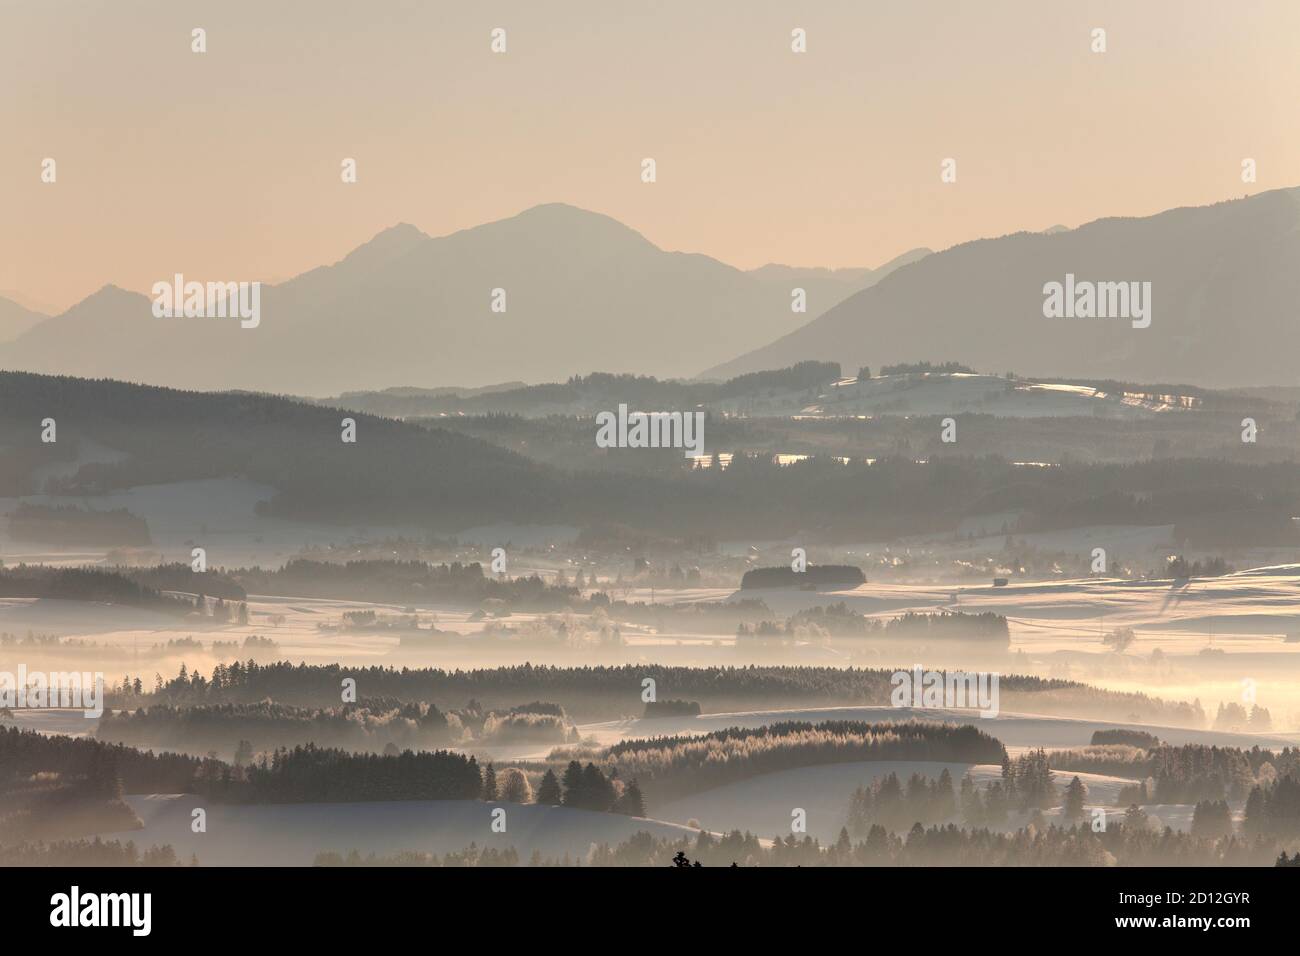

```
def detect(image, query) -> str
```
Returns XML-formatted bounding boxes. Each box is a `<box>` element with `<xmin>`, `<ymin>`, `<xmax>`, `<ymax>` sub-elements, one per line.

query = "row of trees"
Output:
<box><xmin>600</xmin><ymin>720</ymin><xmax>1006</xmax><ymax>805</ymax></box>
<box><xmin>738</xmin><ymin>608</ymin><xmax>1009</xmax><ymax>644</ymax></box>
<box><xmin>0</xmin><ymin>566</ymin><xmax>192</xmax><ymax>613</ymax></box>
<box><xmin>848</xmin><ymin>770</ymin><xmax>958</xmax><ymax>834</ymax></box>
<box><xmin>1050</xmin><ymin>742</ymin><xmax>1300</xmax><ymax>804</ymax></box>
<box><xmin>530</xmin><ymin>761</ymin><xmax>645</xmax><ymax>816</ymax></box>
<box><xmin>320</xmin><ymin>822</ymin><xmax>1295</xmax><ymax>867</ymax></box>
<box><xmin>847</xmin><ymin>762</ymin><xmax>1068</xmax><ymax>837</ymax></box>
<box><xmin>127</xmin><ymin>660</ymin><xmax>1203</xmax><ymax>726</ymax></box>
<box><xmin>96</xmin><ymin>699</ymin><xmax>456</xmax><ymax>757</ymax></box>
<box><xmin>0</xmin><ymin>745</ymin><xmax>141</xmax><ymax>844</ymax></box>
<box><xmin>1</xmin><ymin>726</ymin><xmax>481</xmax><ymax>804</ymax></box>
<box><xmin>1243</xmin><ymin>775</ymin><xmax>1300</xmax><ymax>836</ymax></box>
<box><xmin>3</xmin><ymin>727</ymin><xmax>649</xmax><ymax>825</ymax></box>
<box><xmin>1000</xmin><ymin>749</ymin><xmax>1057</xmax><ymax>811</ymax></box>
<box><xmin>0</xmin><ymin>838</ymin><xmax>186</xmax><ymax>867</ymax></box>
<box><xmin>1213</xmin><ymin>702</ymin><xmax>1274</xmax><ymax>732</ymax></box>
<box><xmin>340</xmin><ymin>361</ymin><xmax>841</xmax><ymax>420</ymax></box>
<box><xmin>229</xmin><ymin>559</ymin><xmax>578</xmax><ymax>609</ymax></box>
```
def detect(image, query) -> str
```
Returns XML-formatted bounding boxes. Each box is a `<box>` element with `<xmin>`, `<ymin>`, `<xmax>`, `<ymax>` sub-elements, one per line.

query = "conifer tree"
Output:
<box><xmin>615</xmin><ymin>778</ymin><xmax>646</xmax><ymax>817</ymax></box>
<box><xmin>536</xmin><ymin>768</ymin><xmax>562</xmax><ymax>806</ymax></box>
<box><xmin>561</xmin><ymin>760</ymin><xmax>584</xmax><ymax>806</ymax></box>
<box><xmin>1063</xmin><ymin>776</ymin><xmax>1086</xmax><ymax>823</ymax></box>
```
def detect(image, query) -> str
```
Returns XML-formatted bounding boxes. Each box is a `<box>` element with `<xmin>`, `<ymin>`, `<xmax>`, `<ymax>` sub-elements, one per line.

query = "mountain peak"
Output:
<box><xmin>83</xmin><ymin>283</ymin><xmax>147</xmax><ymax>305</ymax></box>
<box><xmin>374</xmin><ymin>221</ymin><xmax>427</xmax><ymax>241</ymax></box>
<box><xmin>359</xmin><ymin>221</ymin><xmax>429</xmax><ymax>251</ymax></box>
<box><xmin>505</xmin><ymin>203</ymin><xmax>653</xmax><ymax>240</ymax></box>
<box><xmin>331</xmin><ymin>222</ymin><xmax>430</xmax><ymax>273</ymax></box>
<box><xmin>514</xmin><ymin>201</ymin><xmax>606</xmax><ymax>220</ymax></box>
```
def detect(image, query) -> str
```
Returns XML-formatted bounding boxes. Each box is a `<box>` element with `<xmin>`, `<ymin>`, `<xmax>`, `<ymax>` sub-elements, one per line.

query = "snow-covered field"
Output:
<box><xmin>111</xmin><ymin>795</ymin><xmax>699</xmax><ymax>866</ymax></box>
<box><xmin>567</xmin><ymin>704</ymin><xmax>1277</xmax><ymax>840</ymax></box>
<box><xmin>744</xmin><ymin>570</ymin><xmax>1300</xmax><ymax>654</ymax></box>
<box><xmin>96</xmin><ymin>759</ymin><xmax>1185</xmax><ymax>862</ymax></box>
<box><xmin>14</xmin><ymin>567</ymin><xmax>1300</xmax><ymax>665</ymax></box>
<box><xmin>22</xmin><ymin>700</ymin><xmax>1273</xmax><ymax>858</ymax></box>
<box><xmin>0</xmin><ymin>597</ymin><xmax>183</xmax><ymax>636</ymax></box>
<box><xmin>0</xmin><ymin>477</ymin><xmax>414</xmax><ymax>569</ymax></box>
<box><xmin>652</xmin><ymin>761</ymin><xmax>1136</xmax><ymax>842</ymax></box>
<box><xmin>7</xmin><ymin>525</ymin><xmax>1297</xmax><ymax>861</ymax></box>
<box><xmin>0</xmin><ymin>707</ymin><xmax>99</xmax><ymax>737</ymax></box>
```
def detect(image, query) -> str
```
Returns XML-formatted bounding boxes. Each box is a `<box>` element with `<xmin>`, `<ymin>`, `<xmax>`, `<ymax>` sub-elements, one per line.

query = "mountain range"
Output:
<box><xmin>0</xmin><ymin>296</ymin><xmax>48</xmax><ymax>344</ymax></box>
<box><xmin>7</xmin><ymin>188</ymin><xmax>1297</xmax><ymax>394</ymax></box>
<box><xmin>0</xmin><ymin>205</ymin><xmax>923</xmax><ymax>396</ymax></box>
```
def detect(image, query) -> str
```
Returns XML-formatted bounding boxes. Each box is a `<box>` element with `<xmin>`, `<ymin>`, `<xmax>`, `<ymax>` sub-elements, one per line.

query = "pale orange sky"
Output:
<box><xmin>3</xmin><ymin>0</ymin><xmax>1298</xmax><ymax>313</ymax></box>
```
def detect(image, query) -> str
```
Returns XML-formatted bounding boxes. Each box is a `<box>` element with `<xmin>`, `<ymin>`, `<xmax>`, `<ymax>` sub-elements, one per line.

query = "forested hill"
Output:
<box><xmin>323</xmin><ymin>361</ymin><xmax>842</xmax><ymax>419</ymax></box>
<box><xmin>0</xmin><ymin>371</ymin><xmax>564</xmax><ymax>527</ymax></box>
<box><xmin>4</xmin><ymin>371</ymin><xmax>1300</xmax><ymax>543</ymax></box>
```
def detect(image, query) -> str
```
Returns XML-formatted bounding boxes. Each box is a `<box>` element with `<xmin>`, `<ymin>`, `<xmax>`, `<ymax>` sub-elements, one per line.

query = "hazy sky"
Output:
<box><xmin>3</xmin><ymin>0</ymin><xmax>1298</xmax><ymax>312</ymax></box>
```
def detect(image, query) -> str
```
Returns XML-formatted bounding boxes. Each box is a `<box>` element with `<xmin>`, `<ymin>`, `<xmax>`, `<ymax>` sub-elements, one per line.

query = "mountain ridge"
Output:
<box><xmin>1</xmin><ymin>204</ymin><xmax>902</xmax><ymax>395</ymax></box>
<box><xmin>701</xmin><ymin>187</ymin><xmax>1300</xmax><ymax>388</ymax></box>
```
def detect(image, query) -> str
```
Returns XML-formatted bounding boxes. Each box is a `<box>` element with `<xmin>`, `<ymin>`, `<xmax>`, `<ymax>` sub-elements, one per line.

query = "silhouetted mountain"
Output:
<box><xmin>0</xmin><ymin>296</ymin><xmax>48</xmax><ymax>344</ymax></box>
<box><xmin>0</xmin><ymin>205</ymin><xmax>906</xmax><ymax>395</ymax></box>
<box><xmin>703</xmin><ymin>188</ymin><xmax>1300</xmax><ymax>387</ymax></box>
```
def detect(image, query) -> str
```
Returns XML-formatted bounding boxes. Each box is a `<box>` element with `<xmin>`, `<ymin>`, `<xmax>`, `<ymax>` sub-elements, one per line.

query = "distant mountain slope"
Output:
<box><xmin>0</xmin><ymin>296</ymin><xmax>48</xmax><ymax>344</ymax></box>
<box><xmin>745</xmin><ymin>247</ymin><xmax>929</xmax><ymax>293</ymax></box>
<box><xmin>0</xmin><ymin>204</ymin><xmax>906</xmax><ymax>395</ymax></box>
<box><xmin>703</xmin><ymin>188</ymin><xmax>1300</xmax><ymax>387</ymax></box>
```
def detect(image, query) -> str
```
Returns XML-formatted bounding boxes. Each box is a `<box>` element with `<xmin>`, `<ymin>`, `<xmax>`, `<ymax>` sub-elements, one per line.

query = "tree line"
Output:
<box><xmin>0</xmin><ymin>838</ymin><xmax>186</xmax><ymax>867</ymax></box>
<box><xmin>597</xmin><ymin>720</ymin><xmax>1006</xmax><ymax>805</ymax></box>
<box><xmin>126</xmin><ymin>660</ymin><xmax>1204</xmax><ymax>726</ymax></box>
<box><xmin>96</xmin><ymin>698</ymin><xmax>455</xmax><ymax>759</ymax></box>
<box><xmin>1050</xmin><ymin>742</ymin><xmax>1300</xmax><ymax>804</ymax></box>
<box><xmin>11</xmin><ymin>370</ymin><xmax>1300</xmax><ymax>542</ymax></box>
<box><xmin>313</xmin><ymin>821</ymin><xmax>1295</xmax><ymax>868</ymax></box>
<box><xmin>738</xmin><ymin>608</ymin><xmax>1009</xmax><ymax>645</ymax></box>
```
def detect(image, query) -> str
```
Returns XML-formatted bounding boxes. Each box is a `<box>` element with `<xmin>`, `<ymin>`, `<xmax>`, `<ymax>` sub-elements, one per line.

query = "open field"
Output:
<box><xmin>9</xmin><ymin>562</ymin><xmax>1300</xmax><ymax>726</ymax></box>
<box><xmin>652</xmin><ymin>762</ymin><xmax>1138</xmax><ymax>842</ymax></box>
<box><xmin>11</xmin><ymin>567</ymin><xmax>1300</xmax><ymax>658</ymax></box>
<box><xmin>110</xmin><ymin>795</ymin><xmax>701</xmax><ymax>866</ymax></box>
<box><xmin>47</xmin><ymin>700</ymin><xmax>1264</xmax><ymax>859</ymax></box>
